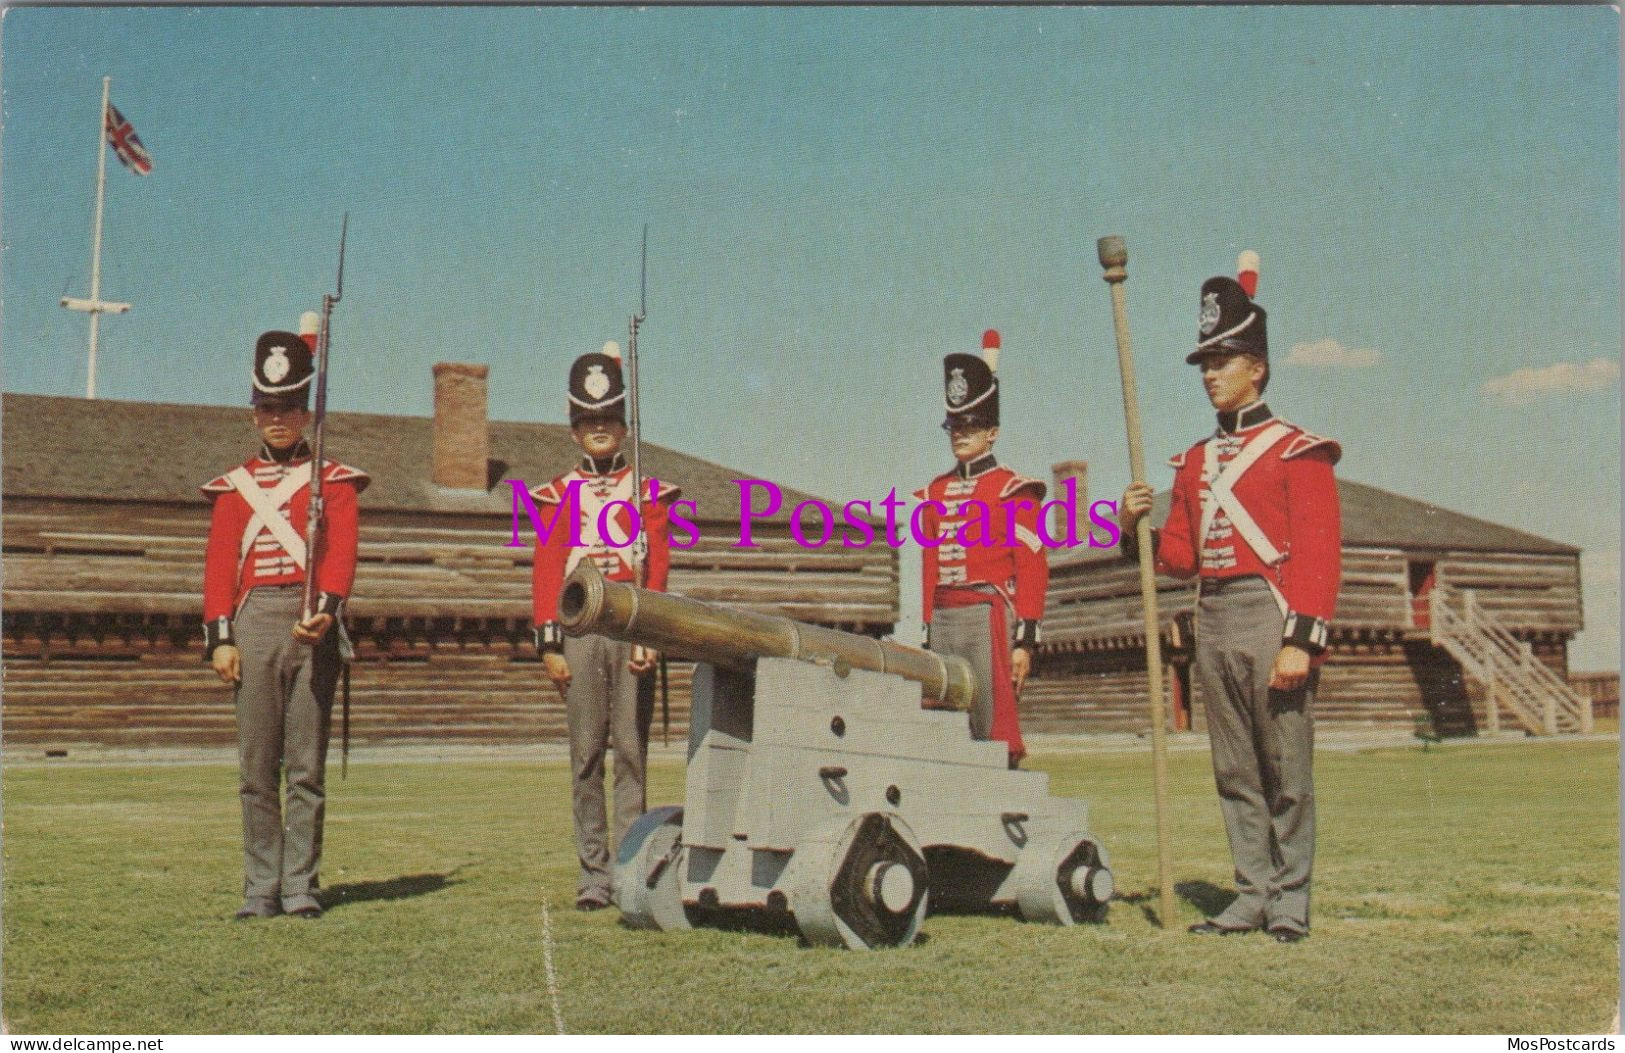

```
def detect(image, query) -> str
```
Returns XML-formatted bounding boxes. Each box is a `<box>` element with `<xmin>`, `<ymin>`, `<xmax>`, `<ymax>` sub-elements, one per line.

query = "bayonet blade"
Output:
<box><xmin>333</xmin><ymin>212</ymin><xmax>349</xmax><ymax>304</ymax></box>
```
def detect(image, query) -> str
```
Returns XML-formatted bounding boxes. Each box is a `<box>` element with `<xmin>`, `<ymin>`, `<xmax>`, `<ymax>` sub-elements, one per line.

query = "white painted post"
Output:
<box><xmin>1526</xmin><ymin>646</ymin><xmax>1556</xmax><ymax>735</ymax></box>
<box><xmin>61</xmin><ymin>77</ymin><xmax>132</xmax><ymax>397</ymax></box>
<box><xmin>86</xmin><ymin>76</ymin><xmax>111</xmax><ymax>399</ymax></box>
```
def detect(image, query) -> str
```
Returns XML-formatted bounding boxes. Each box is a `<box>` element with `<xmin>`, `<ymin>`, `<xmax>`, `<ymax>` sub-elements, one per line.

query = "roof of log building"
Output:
<box><xmin>1</xmin><ymin>392</ymin><xmax>822</xmax><ymax>521</ymax></box>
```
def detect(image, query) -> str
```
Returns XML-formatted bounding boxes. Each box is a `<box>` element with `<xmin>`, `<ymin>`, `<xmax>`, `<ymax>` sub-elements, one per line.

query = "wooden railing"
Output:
<box><xmin>1429</xmin><ymin>586</ymin><xmax>1592</xmax><ymax>735</ymax></box>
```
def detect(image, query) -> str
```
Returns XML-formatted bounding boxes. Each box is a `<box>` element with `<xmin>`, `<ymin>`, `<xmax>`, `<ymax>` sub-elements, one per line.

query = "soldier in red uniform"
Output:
<box><xmin>1119</xmin><ymin>253</ymin><xmax>1341</xmax><ymax>942</ymax></box>
<box><xmin>202</xmin><ymin>325</ymin><xmax>368</xmax><ymax>920</ymax></box>
<box><xmin>915</xmin><ymin>330</ymin><xmax>1049</xmax><ymax>768</ymax></box>
<box><xmin>531</xmin><ymin>342</ymin><xmax>681</xmax><ymax>910</ymax></box>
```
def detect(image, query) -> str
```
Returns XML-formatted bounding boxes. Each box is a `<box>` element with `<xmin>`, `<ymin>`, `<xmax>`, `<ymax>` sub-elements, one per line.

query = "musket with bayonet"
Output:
<box><xmin>300</xmin><ymin>213</ymin><xmax>347</xmax><ymax>622</ymax></box>
<box><xmin>622</xmin><ymin>225</ymin><xmax>669</xmax><ymax>744</ymax></box>
<box><xmin>300</xmin><ymin>213</ymin><xmax>351</xmax><ymax>775</ymax></box>
<box><xmin>625</xmin><ymin>224</ymin><xmax>648</xmax><ymax>541</ymax></box>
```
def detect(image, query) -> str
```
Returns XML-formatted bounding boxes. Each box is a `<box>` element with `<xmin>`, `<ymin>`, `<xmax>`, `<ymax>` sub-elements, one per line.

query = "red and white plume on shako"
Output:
<box><xmin>601</xmin><ymin>340</ymin><xmax>622</xmax><ymax>361</ymax></box>
<box><xmin>1237</xmin><ymin>250</ymin><xmax>1260</xmax><ymax>298</ymax></box>
<box><xmin>299</xmin><ymin>311</ymin><xmax>320</xmax><ymax>352</ymax></box>
<box><xmin>982</xmin><ymin>328</ymin><xmax>1002</xmax><ymax>373</ymax></box>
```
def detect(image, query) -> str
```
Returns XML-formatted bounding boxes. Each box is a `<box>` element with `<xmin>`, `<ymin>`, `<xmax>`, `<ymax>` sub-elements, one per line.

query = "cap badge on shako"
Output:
<box><xmin>264</xmin><ymin>345</ymin><xmax>291</xmax><ymax>383</ymax></box>
<box><xmin>1187</xmin><ymin>250</ymin><xmax>1268</xmax><ymax>365</ymax></box>
<box><xmin>1199</xmin><ymin>292</ymin><xmax>1221</xmax><ymax>336</ymax></box>
<box><xmin>941</xmin><ymin>329</ymin><xmax>1001</xmax><ymax>430</ymax></box>
<box><xmin>567</xmin><ymin>340</ymin><xmax>628</xmax><ymax>423</ymax></box>
<box><xmin>584</xmin><ymin>365</ymin><xmax>611</xmax><ymax>401</ymax></box>
<box><xmin>251</xmin><ymin>329</ymin><xmax>315</xmax><ymax>405</ymax></box>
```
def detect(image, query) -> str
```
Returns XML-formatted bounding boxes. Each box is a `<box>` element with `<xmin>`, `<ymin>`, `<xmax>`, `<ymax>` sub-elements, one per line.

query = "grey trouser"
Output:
<box><xmin>928</xmin><ymin>605</ymin><xmax>995</xmax><ymax>741</ymax></box>
<box><xmin>234</xmin><ymin>586</ymin><xmax>339</xmax><ymax>909</ymax></box>
<box><xmin>563</xmin><ymin>633</ymin><xmax>654</xmax><ymax>898</ymax></box>
<box><xmin>1195</xmin><ymin>576</ymin><xmax>1316</xmax><ymax>934</ymax></box>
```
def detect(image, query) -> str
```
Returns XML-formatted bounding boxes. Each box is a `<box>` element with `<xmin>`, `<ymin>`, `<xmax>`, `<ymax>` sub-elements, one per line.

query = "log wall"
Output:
<box><xmin>1436</xmin><ymin>551</ymin><xmax>1584</xmax><ymax>635</ymax></box>
<box><xmin>1026</xmin><ymin>637</ymin><xmax>1572</xmax><ymax>737</ymax></box>
<box><xmin>1043</xmin><ymin>546</ymin><xmax>1581</xmax><ymax>650</ymax></box>
<box><xmin>2</xmin><ymin>500</ymin><xmax>898</xmax><ymax>629</ymax></box>
<box><xmin>1</xmin><ymin>497</ymin><xmax>893</xmax><ymax>748</ymax></box>
<box><xmin>1569</xmin><ymin>672</ymin><xmax>1620</xmax><ymax>719</ymax></box>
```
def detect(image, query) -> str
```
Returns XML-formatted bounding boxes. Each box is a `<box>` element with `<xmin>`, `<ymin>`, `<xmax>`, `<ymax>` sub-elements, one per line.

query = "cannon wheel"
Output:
<box><xmin>1012</xmin><ymin>831</ymin><xmax>1112</xmax><ymax>925</ymax></box>
<box><xmin>612</xmin><ymin>806</ymin><xmax>692</xmax><ymax>932</ymax></box>
<box><xmin>786</xmin><ymin>812</ymin><xmax>929</xmax><ymax>950</ymax></box>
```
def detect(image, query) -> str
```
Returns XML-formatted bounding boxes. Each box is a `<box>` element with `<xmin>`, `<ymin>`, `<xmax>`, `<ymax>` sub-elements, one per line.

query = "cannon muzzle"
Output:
<box><xmin>557</xmin><ymin>563</ymin><xmax>974</xmax><ymax>710</ymax></box>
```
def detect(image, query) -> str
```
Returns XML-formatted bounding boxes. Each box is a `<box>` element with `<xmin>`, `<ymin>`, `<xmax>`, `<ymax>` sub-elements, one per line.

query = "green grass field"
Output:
<box><xmin>2</xmin><ymin>738</ymin><xmax>1617</xmax><ymax>1034</ymax></box>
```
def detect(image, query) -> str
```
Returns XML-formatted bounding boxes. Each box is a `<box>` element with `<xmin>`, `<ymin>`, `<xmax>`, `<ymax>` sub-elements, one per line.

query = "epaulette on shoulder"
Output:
<box><xmin>529</xmin><ymin>478</ymin><xmax>566</xmax><ymax>505</ymax></box>
<box><xmin>1169</xmin><ymin>438</ymin><xmax>1208</xmax><ymax>470</ymax></box>
<box><xmin>1279</xmin><ymin>423</ymin><xmax>1342</xmax><ymax>465</ymax></box>
<box><xmin>322</xmin><ymin>461</ymin><xmax>371</xmax><ymax>494</ymax></box>
<box><xmin>653</xmin><ymin>479</ymin><xmax>683</xmax><ymax>504</ymax></box>
<box><xmin>999</xmin><ymin>470</ymin><xmax>1047</xmax><ymax>502</ymax></box>
<box><xmin>914</xmin><ymin>471</ymin><xmax>955</xmax><ymax>503</ymax></box>
<box><xmin>200</xmin><ymin>474</ymin><xmax>234</xmax><ymax>497</ymax></box>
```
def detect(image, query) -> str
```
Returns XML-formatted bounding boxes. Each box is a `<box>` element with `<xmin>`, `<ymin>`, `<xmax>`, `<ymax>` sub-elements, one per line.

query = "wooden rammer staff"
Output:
<box><xmin>1097</xmin><ymin>235</ymin><xmax>1177</xmax><ymax>928</ymax></box>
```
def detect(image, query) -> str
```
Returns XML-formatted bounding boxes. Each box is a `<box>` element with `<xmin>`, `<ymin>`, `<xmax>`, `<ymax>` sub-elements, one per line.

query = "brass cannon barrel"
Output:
<box><xmin>557</xmin><ymin>563</ymin><xmax>975</xmax><ymax>710</ymax></box>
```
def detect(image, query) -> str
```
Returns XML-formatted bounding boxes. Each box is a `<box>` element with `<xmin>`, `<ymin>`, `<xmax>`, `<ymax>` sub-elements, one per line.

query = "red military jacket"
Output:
<box><xmin>200</xmin><ymin>441</ymin><xmax>369</xmax><ymax>655</ymax></box>
<box><xmin>1137</xmin><ymin>402</ymin><xmax>1342</xmax><ymax>653</ymax></box>
<box><xmin>914</xmin><ymin>455</ymin><xmax>1049</xmax><ymax>647</ymax></box>
<box><xmin>531</xmin><ymin>454</ymin><xmax>681</xmax><ymax>651</ymax></box>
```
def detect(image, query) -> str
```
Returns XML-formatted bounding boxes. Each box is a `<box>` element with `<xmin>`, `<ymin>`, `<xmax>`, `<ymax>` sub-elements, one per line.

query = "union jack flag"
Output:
<box><xmin>104</xmin><ymin>102</ymin><xmax>152</xmax><ymax>176</ymax></box>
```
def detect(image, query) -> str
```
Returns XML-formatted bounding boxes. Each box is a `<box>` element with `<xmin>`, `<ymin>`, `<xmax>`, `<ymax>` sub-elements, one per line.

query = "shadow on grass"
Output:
<box><xmin>1116</xmin><ymin>880</ymin><xmax>1235</xmax><ymax>927</ymax></box>
<box><xmin>1112</xmin><ymin>890</ymin><xmax>1166</xmax><ymax>928</ymax></box>
<box><xmin>1175</xmin><ymin>880</ymin><xmax>1235</xmax><ymax>917</ymax></box>
<box><xmin>623</xmin><ymin>905</ymin><xmax>939</xmax><ymax>949</ymax></box>
<box><xmin>320</xmin><ymin>871</ymin><xmax>460</xmax><ymax>910</ymax></box>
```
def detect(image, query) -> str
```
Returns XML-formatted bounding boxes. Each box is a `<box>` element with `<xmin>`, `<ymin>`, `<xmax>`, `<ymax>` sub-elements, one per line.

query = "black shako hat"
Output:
<box><xmin>1188</xmin><ymin>250</ymin><xmax>1268</xmax><ymax>364</ymax></box>
<box><xmin>568</xmin><ymin>342</ymin><xmax>628</xmax><ymax>424</ymax></box>
<box><xmin>942</xmin><ymin>329</ymin><xmax>1001</xmax><ymax>430</ymax></box>
<box><xmin>252</xmin><ymin>330</ymin><xmax>314</xmax><ymax>407</ymax></box>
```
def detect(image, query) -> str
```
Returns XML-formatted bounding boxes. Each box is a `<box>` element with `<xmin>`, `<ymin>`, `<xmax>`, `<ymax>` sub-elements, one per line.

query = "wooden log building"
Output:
<box><xmin>1</xmin><ymin>374</ymin><xmax>897</xmax><ymax>749</ymax></box>
<box><xmin>1024</xmin><ymin>481</ymin><xmax>1590</xmax><ymax>737</ymax></box>
<box><xmin>4</xmin><ymin>381</ymin><xmax>1596</xmax><ymax>746</ymax></box>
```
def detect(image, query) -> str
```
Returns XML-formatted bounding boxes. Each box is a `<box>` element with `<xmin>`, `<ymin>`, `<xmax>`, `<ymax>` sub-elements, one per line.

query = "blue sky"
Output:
<box><xmin>3</xmin><ymin>6</ymin><xmax>1619</xmax><ymax>666</ymax></box>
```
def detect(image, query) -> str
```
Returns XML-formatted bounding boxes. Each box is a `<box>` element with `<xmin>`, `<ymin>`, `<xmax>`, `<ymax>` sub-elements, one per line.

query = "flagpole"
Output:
<box><xmin>86</xmin><ymin>75</ymin><xmax>111</xmax><ymax>400</ymax></box>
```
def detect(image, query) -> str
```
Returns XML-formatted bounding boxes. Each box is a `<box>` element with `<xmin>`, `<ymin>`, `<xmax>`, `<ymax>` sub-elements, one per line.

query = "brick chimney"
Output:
<box><xmin>432</xmin><ymin>363</ymin><xmax>490</xmax><ymax>490</ymax></box>
<box><xmin>1051</xmin><ymin>460</ymin><xmax>1088</xmax><ymax>540</ymax></box>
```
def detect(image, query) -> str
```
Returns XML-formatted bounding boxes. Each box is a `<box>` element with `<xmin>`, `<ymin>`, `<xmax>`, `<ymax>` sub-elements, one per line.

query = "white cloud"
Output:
<box><xmin>1285</xmin><ymin>338</ymin><xmax>1383</xmax><ymax>369</ymax></box>
<box><xmin>1481</xmin><ymin>358</ymin><xmax>1621</xmax><ymax>405</ymax></box>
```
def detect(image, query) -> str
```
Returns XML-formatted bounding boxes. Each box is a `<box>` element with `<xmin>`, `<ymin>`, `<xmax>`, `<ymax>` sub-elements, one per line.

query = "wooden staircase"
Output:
<box><xmin>1429</xmin><ymin>585</ymin><xmax>1592</xmax><ymax>735</ymax></box>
